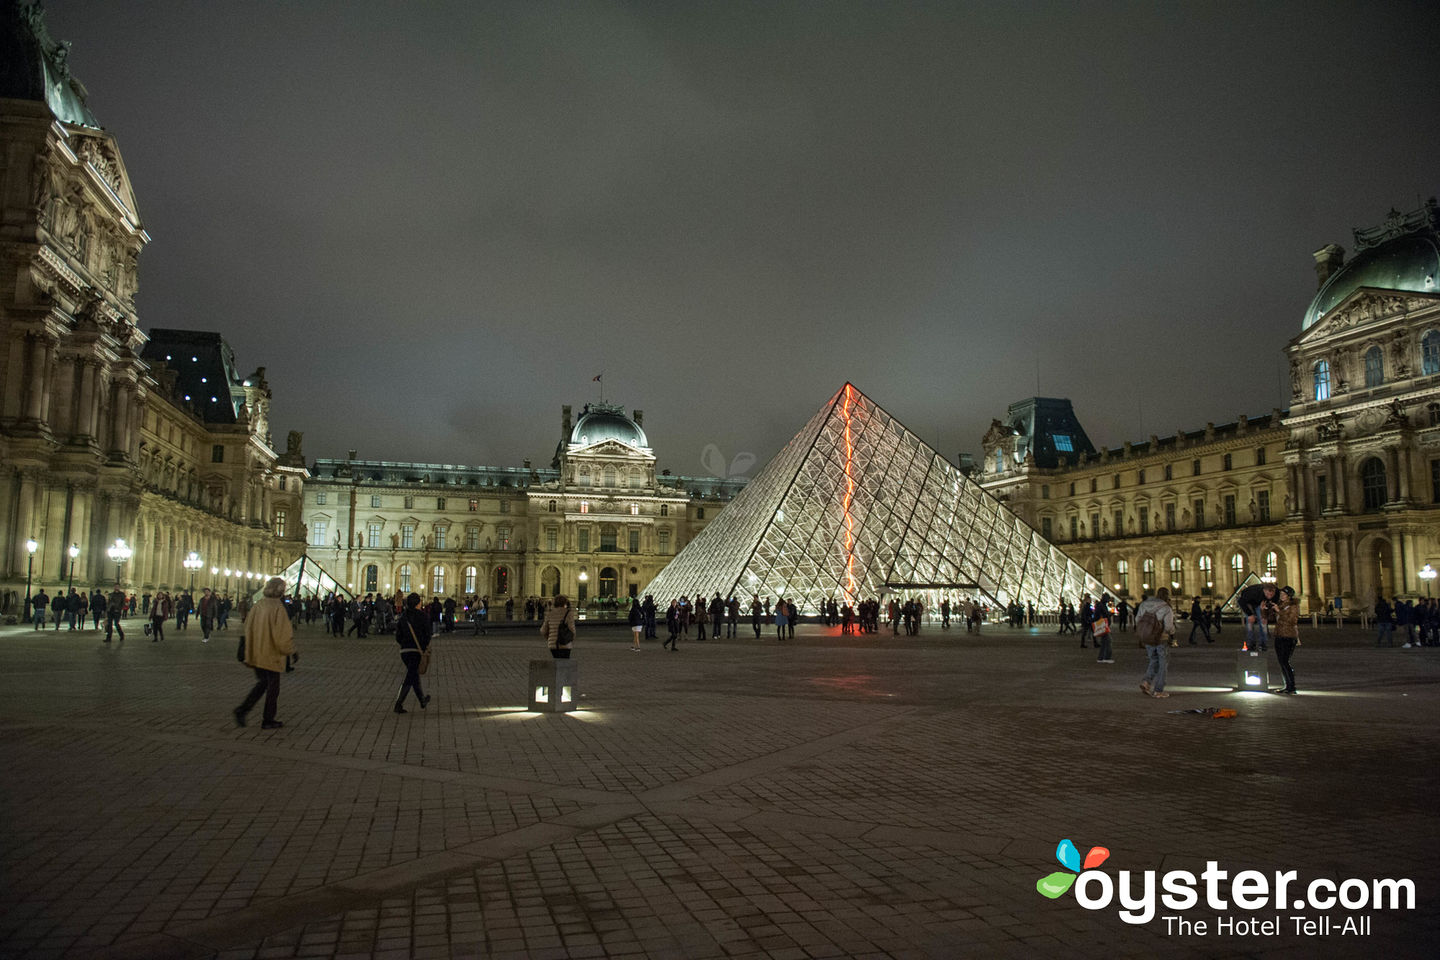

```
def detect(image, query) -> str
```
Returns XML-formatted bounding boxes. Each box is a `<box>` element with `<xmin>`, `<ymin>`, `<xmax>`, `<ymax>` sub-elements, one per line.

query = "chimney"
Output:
<box><xmin>562</xmin><ymin>405</ymin><xmax>572</xmax><ymax>434</ymax></box>
<box><xmin>633</xmin><ymin>409</ymin><xmax>643</xmax><ymax>426</ymax></box>
<box><xmin>1313</xmin><ymin>244</ymin><xmax>1345</xmax><ymax>289</ymax></box>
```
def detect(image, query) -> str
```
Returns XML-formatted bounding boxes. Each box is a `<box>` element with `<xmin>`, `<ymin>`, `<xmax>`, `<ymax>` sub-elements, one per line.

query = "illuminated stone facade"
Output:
<box><xmin>981</xmin><ymin>200</ymin><xmax>1440</xmax><ymax>611</ymax></box>
<box><xmin>0</xmin><ymin>6</ymin><xmax>306</xmax><ymax>613</ymax></box>
<box><xmin>301</xmin><ymin>403</ymin><xmax>743</xmax><ymax>608</ymax></box>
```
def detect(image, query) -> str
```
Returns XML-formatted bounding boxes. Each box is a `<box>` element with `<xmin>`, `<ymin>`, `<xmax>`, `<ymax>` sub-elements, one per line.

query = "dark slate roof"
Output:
<box><xmin>1003</xmin><ymin>397</ymin><xmax>1096</xmax><ymax>468</ymax></box>
<box><xmin>140</xmin><ymin>330</ymin><xmax>248</xmax><ymax>424</ymax></box>
<box><xmin>1</xmin><ymin>1</ymin><xmax>101</xmax><ymax>128</ymax></box>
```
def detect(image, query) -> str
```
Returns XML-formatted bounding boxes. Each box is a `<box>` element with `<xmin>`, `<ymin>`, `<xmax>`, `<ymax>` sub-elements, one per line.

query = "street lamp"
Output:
<box><xmin>1421</xmin><ymin>564</ymin><xmax>1437</xmax><ymax>598</ymax></box>
<box><xmin>183</xmin><ymin>551</ymin><xmax>203</xmax><ymax>593</ymax></box>
<box><xmin>24</xmin><ymin>537</ymin><xmax>38</xmax><ymax>620</ymax></box>
<box><xmin>66</xmin><ymin>542</ymin><xmax>79</xmax><ymax>591</ymax></box>
<box><xmin>107</xmin><ymin>538</ymin><xmax>132</xmax><ymax>587</ymax></box>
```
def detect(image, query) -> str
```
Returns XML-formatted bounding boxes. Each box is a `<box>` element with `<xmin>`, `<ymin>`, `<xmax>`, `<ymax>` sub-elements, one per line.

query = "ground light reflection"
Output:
<box><xmin>468</xmin><ymin>705</ymin><xmax>607</xmax><ymax>721</ymax></box>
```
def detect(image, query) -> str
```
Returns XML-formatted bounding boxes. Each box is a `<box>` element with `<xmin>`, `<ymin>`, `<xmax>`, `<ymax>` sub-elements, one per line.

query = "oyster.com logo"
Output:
<box><xmin>1037</xmin><ymin>838</ymin><xmax>1110</xmax><ymax>899</ymax></box>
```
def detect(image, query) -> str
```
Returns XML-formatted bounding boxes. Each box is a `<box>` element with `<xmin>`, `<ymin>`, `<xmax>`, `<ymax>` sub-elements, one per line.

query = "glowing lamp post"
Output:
<box><xmin>1420</xmin><ymin>564</ymin><xmax>1436</xmax><ymax>598</ymax></box>
<box><xmin>24</xmin><ymin>537</ymin><xmax>38</xmax><ymax>620</ymax></box>
<box><xmin>107</xmin><ymin>538</ymin><xmax>132</xmax><ymax>587</ymax></box>
<box><xmin>67</xmin><ymin>543</ymin><xmax>79</xmax><ymax>594</ymax></box>
<box><xmin>183</xmin><ymin>552</ymin><xmax>203</xmax><ymax>594</ymax></box>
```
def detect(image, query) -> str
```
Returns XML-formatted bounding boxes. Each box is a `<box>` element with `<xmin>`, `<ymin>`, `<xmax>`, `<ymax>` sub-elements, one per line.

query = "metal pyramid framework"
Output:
<box><xmin>646</xmin><ymin>384</ymin><xmax>1103</xmax><ymax>611</ymax></box>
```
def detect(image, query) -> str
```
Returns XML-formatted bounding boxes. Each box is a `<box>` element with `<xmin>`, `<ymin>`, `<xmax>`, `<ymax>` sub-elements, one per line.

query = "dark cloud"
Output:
<box><xmin>47</xmin><ymin>0</ymin><xmax>1440</xmax><ymax>474</ymax></box>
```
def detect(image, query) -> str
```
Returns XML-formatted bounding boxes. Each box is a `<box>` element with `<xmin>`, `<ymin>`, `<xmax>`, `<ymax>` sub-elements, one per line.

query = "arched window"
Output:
<box><xmin>599</xmin><ymin>566</ymin><xmax>618</xmax><ymax>598</ymax></box>
<box><xmin>1198</xmin><ymin>555</ymin><xmax>1214</xmax><ymax>594</ymax></box>
<box><xmin>1313</xmin><ymin>360</ymin><xmax>1331</xmax><ymax>401</ymax></box>
<box><xmin>1141</xmin><ymin>557</ymin><xmax>1155</xmax><ymax>590</ymax></box>
<box><xmin>1360</xmin><ymin>457</ymin><xmax>1387</xmax><ymax>511</ymax></box>
<box><xmin>1423</xmin><ymin>330</ymin><xmax>1440</xmax><ymax>376</ymax></box>
<box><xmin>1115</xmin><ymin>559</ymin><xmax>1129</xmax><ymax>594</ymax></box>
<box><xmin>431</xmin><ymin>566</ymin><xmax>446</xmax><ymax>594</ymax></box>
<box><xmin>604</xmin><ymin>465</ymin><xmax>617</xmax><ymax>487</ymax></box>
<box><xmin>1230</xmin><ymin>552</ymin><xmax>1246</xmax><ymax>587</ymax></box>
<box><xmin>1168</xmin><ymin>556</ymin><xmax>1184</xmax><ymax>593</ymax></box>
<box><xmin>399</xmin><ymin>564</ymin><xmax>412</xmax><ymax>592</ymax></box>
<box><xmin>1263</xmin><ymin>551</ymin><xmax>1279</xmax><ymax>579</ymax></box>
<box><xmin>1364</xmin><ymin>346</ymin><xmax>1384</xmax><ymax>388</ymax></box>
<box><xmin>464</xmin><ymin>566</ymin><xmax>477</xmax><ymax>593</ymax></box>
<box><xmin>364</xmin><ymin>564</ymin><xmax>378</xmax><ymax>593</ymax></box>
<box><xmin>548</xmin><ymin>500</ymin><xmax>557</xmax><ymax>513</ymax></box>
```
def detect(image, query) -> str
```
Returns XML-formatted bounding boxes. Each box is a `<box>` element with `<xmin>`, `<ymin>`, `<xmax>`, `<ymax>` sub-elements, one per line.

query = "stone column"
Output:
<box><xmin>37</xmin><ymin>338</ymin><xmax>57</xmax><ymax>425</ymax></box>
<box><xmin>12</xmin><ymin>471</ymin><xmax>40</xmax><ymax>574</ymax></box>
<box><xmin>78</xmin><ymin>360</ymin><xmax>99</xmax><ymax>440</ymax></box>
<box><xmin>1386</xmin><ymin>448</ymin><xmax>1401</xmax><ymax>504</ymax></box>
<box><xmin>23</xmin><ymin>335</ymin><xmax>47</xmax><ymax>421</ymax></box>
<box><xmin>1333</xmin><ymin>456</ymin><xmax>1347</xmax><ymax>512</ymax></box>
<box><xmin>1395</xmin><ymin>446</ymin><xmax>1411</xmax><ymax>502</ymax></box>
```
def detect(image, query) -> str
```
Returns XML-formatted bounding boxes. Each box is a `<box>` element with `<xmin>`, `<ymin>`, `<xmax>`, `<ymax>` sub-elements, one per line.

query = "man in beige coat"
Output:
<box><xmin>235</xmin><ymin>577</ymin><xmax>297</xmax><ymax>729</ymax></box>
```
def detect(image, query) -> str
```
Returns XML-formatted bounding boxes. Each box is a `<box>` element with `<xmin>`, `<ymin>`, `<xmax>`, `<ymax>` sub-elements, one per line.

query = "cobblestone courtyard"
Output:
<box><xmin>0</xmin><ymin>617</ymin><xmax>1435</xmax><ymax>959</ymax></box>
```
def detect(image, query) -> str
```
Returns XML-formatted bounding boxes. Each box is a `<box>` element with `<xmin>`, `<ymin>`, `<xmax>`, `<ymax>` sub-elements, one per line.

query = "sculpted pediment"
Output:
<box><xmin>1296</xmin><ymin>288</ymin><xmax>1440</xmax><ymax>344</ymax></box>
<box><xmin>571</xmin><ymin>439</ymin><xmax>652</xmax><ymax>459</ymax></box>
<box><xmin>67</xmin><ymin>130</ymin><xmax>142</xmax><ymax>224</ymax></box>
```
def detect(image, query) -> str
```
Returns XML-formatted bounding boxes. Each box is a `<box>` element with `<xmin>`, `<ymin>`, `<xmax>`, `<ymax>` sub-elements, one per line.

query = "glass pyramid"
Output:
<box><xmin>257</xmin><ymin>554</ymin><xmax>355</xmax><ymax>603</ymax></box>
<box><xmin>646</xmin><ymin>384</ymin><xmax>1103</xmax><ymax>612</ymax></box>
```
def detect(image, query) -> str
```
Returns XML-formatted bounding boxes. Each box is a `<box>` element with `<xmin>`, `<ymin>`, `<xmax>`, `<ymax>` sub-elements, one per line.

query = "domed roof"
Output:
<box><xmin>1303</xmin><ymin>233</ymin><xmax>1439</xmax><ymax>331</ymax></box>
<box><xmin>570</xmin><ymin>404</ymin><xmax>648</xmax><ymax>448</ymax></box>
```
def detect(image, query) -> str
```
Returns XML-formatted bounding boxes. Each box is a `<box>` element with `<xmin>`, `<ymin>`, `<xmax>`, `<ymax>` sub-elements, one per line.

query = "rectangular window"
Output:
<box><xmin>211</xmin><ymin>444</ymin><xmax>224</xmax><ymax>463</ymax></box>
<box><xmin>274</xmin><ymin>509</ymin><xmax>287</xmax><ymax>538</ymax></box>
<box><xmin>1164</xmin><ymin>502</ymin><xmax>1175</xmax><ymax>530</ymax></box>
<box><xmin>1053</xmin><ymin>434</ymin><xmax>1074</xmax><ymax>452</ymax></box>
<box><xmin>367</xmin><ymin>522</ymin><xmax>381</xmax><ymax>548</ymax></box>
<box><xmin>697</xmin><ymin>507</ymin><xmax>706</xmax><ymax>519</ymax></box>
<box><xmin>1318</xmin><ymin>475</ymin><xmax>1328</xmax><ymax>511</ymax></box>
<box><xmin>1138</xmin><ymin>508</ymin><xmax>1149</xmax><ymax>535</ymax></box>
<box><xmin>660</xmin><ymin>504</ymin><xmax>669</xmax><ymax>516</ymax></box>
<box><xmin>546</xmin><ymin>528</ymin><xmax>557</xmax><ymax>552</ymax></box>
<box><xmin>1068</xmin><ymin>482</ymin><xmax>1075</xmax><ymax>496</ymax></box>
<box><xmin>371</xmin><ymin>494</ymin><xmax>382</xmax><ymax>508</ymax></box>
<box><xmin>1113</xmin><ymin>510</ymin><xmax>1123</xmax><ymax>536</ymax></box>
<box><xmin>467</xmin><ymin>527</ymin><xmax>479</xmax><ymax>550</ymax></box>
<box><xmin>500</xmin><ymin>500</ymin><xmax>510</xmax><ymax>513</ymax></box>
<box><xmin>1258</xmin><ymin>489</ymin><xmax>1271</xmax><ymax>521</ymax></box>
<box><xmin>1163</xmin><ymin>464</ymin><xmax>1172</xmax><ymax>481</ymax></box>
<box><xmin>1256</xmin><ymin>448</ymin><xmax>1266</xmax><ymax>466</ymax></box>
<box><xmin>1193</xmin><ymin>459</ymin><xmax>1201</xmax><ymax>476</ymax></box>
<box><xmin>497</xmin><ymin>527</ymin><xmax>511</xmax><ymax>550</ymax></box>
<box><xmin>403</xmin><ymin>496</ymin><xmax>414</xmax><ymax>509</ymax></box>
<box><xmin>580</xmin><ymin>501</ymin><xmax>590</xmax><ymax>514</ymax></box>
<box><xmin>1069</xmin><ymin>516</ymin><xmax>1078</xmax><ymax>539</ymax></box>
<box><xmin>1041</xmin><ymin>485</ymin><xmax>1050</xmax><ymax>500</ymax></box>
<box><xmin>469</xmin><ymin>498</ymin><xmax>478</xmax><ymax>512</ymax></box>
<box><xmin>1089</xmin><ymin>478</ymin><xmax>1097</xmax><ymax>494</ymax></box>
<box><xmin>1042</xmin><ymin>517</ymin><xmax>1053</xmax><ymax>539</ymax></box>
<box><xmin>658</xmin><ymin>530</ymin><xmax>671</xmax><ymax>554</ymax></box>
<box><xmin>311</xmin><ymin>519</ymin><xmax>327</xmax><ymax>546</ymax></box>
<box><xmin>1090</xmin><ymin>512</ymin><xmax>1100</xmax><ymax>539</ymax></box>
<box><xmin>1223</xmin><ymin>454</ymin><xmax>1233</xmax><ymax>471</ymax></box>
<box><xmin>316</xmin><ymin>492</ymin><xmax>327</xmax><ymax>506</ymax></box>
<box><xmin>629</xmin><ymin>529</ymin><xmax>640</xmax><ymax>552</ymax></box>
<box><xmin>436</xmin><ymin>497</ymin><xmax>446</xmax><ymax>511</ymax></box>
<box><xmin>578</xmin><ymin>529</ymin><xmax>590</xmax><ymax>552</ymax></box>
<box><xmin>1138</xmin><ymin>469</ymin><xmax>1146</xmax><ymax>484</ymax></box>
<box><xmin>1193</xmin><ymin>499</ymin><xmax>1205</xmax><ymax>529</ymax></box>
<box><xmin>435</xmin><ymin>525</ymin><xmax>447</xmax><ymax>549</ymax></box>
<box><xmin>600</xmin><ymin>528</ymin><xmax>618</xmax><ymax>551</ymax></box>
<box><xmin>1224</xmin><ymin>495</ymin><xmax>1236</xmax><ymax>526</ymax></box>
<box><xmin>401</xmin><ymin>524</ymin><xmax>414</xmax><ymax>549</ymax></box>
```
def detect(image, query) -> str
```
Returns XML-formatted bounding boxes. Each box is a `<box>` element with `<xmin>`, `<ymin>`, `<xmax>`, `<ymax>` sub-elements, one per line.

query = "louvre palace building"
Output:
<box><xmin>300</xmin><ymin>404</ymin><xmax>744</xmax><ymax>606</ymax></box>
<box><xmin>0</xmin><ymin>6</ymin><xmax>307</xmax><ymax>615</ymax></box>
<box><xmin>980</xmin><ymin>199</ymin><xmax>1440</xmax><ymax>611</ymax></box>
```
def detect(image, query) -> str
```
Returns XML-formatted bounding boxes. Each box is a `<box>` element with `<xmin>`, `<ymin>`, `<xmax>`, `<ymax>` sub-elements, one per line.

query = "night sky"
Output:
<box><xmin>45</xmin><ymin>1</ymin><xmax>1440</xmax><ymax>478</ymax></box>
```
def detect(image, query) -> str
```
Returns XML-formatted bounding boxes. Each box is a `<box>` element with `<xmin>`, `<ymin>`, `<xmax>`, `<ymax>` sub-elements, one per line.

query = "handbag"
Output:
<box><xmin>1093</xmin><ymin>617</ymin><xmax>1111</xmax><ymax>637</ymax></box>
<box><xmin>558</xmin><ymin>617</ymin><xmax>575</xmax><ymax>647</ymax></box>
<box><xmin>407</xmin><ymin>622</ymin><xmax>432</xmax><ymax>675</ymax></box>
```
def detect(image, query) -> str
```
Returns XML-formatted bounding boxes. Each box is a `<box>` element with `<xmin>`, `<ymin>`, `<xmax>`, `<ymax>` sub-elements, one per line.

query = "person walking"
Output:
<box><xmin>1188</xmin><ymin>596</ymin><xmax>1210</xmax><ymax>644</ymax></box>
<box><xmin>664</xmin><ymin>599</ymin><xmax>679</xmax><ymax>650</ymax></box>
<box><xmin>628</xmin><ymin>598</ymin><xmax>643</xmax><ymax>651</ymax></box>
<box><xmin>32</xmin><ymin>587</ymin><xmax>48</xmax><ymax>630</ymax></box>
<box><xmin>234</xmin><ymin>577</ymin><xmax>296</xmax><ymax>730</ymax></box>
<box><xmin>104</xmin><ymin>586</ymin><xmax>126</xmax><ymax>643</ymax></box>
<box><xmin>541</xmin><ymin>594</ymin><xmax>576</xmax><ymax>659</ymax></box>
<box><xmin>393</xmin><ymin>593</ymin><xmax>433</xmax><ymax>713</ymax></box>
<box><xmin>150</xmin><ymin>591</ymin><xmax>170</xmax><ymax>642</ymax></box>
<box><xmin>1136</xmin><ymin>587</ymin><xmax>1177</xmax><ymax>698</ymax></box>
<box><xmin>1272</xmin><ymin>586</ymin><xmax>1301</xmax><ymax>694</ymax></box>
<box><xmin>198</xmin><ymin>587</ymin><xmax>216</xmax><ymax>642</ymax></box>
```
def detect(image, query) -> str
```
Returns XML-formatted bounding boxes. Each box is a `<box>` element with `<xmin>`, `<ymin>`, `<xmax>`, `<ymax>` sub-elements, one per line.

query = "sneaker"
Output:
<box><xmin>1098</xmin><ymin>658</ymin><xmax>1115</xmax><ymax>664</ymax></box>
<box><xmin>260</xmin><ymin>720</ymin><xmax>284</xmax><ymax>729</ymax></box>
<box><xmin>1140</xmin><ymin>681</ymin><xmax>1152</xmax><ymax>695</ymax></box>
<box><xmin>1150</xmin><ymin>691</ymin><xmax>1170</xmax><ymax>699</ymax></box>
<box><xmin>1403</xmin><ymin>643</ymin><xmax>1412</xmax><ymax>648</ymax></box>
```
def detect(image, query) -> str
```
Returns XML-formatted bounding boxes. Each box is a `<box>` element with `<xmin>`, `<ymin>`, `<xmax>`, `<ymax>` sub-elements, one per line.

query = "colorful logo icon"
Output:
<box><xmin>1036</xmin><ymin>838</ymin><xmax>1110</xmax><ymax>899</ymax></box>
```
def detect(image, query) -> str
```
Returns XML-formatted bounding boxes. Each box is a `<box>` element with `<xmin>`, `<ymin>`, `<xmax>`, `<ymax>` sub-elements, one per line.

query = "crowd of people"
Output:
<box><xmin>25</xmin><ymin>586</ymin><xmax>239</xmax><ymax>643</ymax></box>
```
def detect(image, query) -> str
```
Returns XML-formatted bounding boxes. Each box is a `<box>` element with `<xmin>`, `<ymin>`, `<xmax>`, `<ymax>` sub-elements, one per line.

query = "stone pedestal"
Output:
<box><xmin>529</xmin><ymin>658</ymin><xmax>577</xmax><ymax>712</ymax></box>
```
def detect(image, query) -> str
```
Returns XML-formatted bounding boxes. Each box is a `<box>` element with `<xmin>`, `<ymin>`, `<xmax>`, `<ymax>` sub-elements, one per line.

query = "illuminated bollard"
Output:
<box><xmin>1234</xmin><ymin>649</ymin><xmax>1270</xmax><ymax>692</ymax></box>
<box><xmin>528</xmin><ymin>658</ymin><xmax>578</xmax><ymax>713</ymax></box>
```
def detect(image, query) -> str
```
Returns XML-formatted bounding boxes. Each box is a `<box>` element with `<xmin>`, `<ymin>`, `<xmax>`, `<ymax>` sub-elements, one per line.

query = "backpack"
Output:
<box><xmin>1136</xmin><ymin>607</ymin><xmax>1163</xmax><ymax>645</ymax></box>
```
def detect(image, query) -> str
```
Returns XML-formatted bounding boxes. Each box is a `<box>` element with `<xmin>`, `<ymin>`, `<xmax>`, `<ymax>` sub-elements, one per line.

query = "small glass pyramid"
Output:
<box><xmin>646</xmin><ymin>384</ymin><xmax>1103</xmax><ymax>611</ymax></box>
